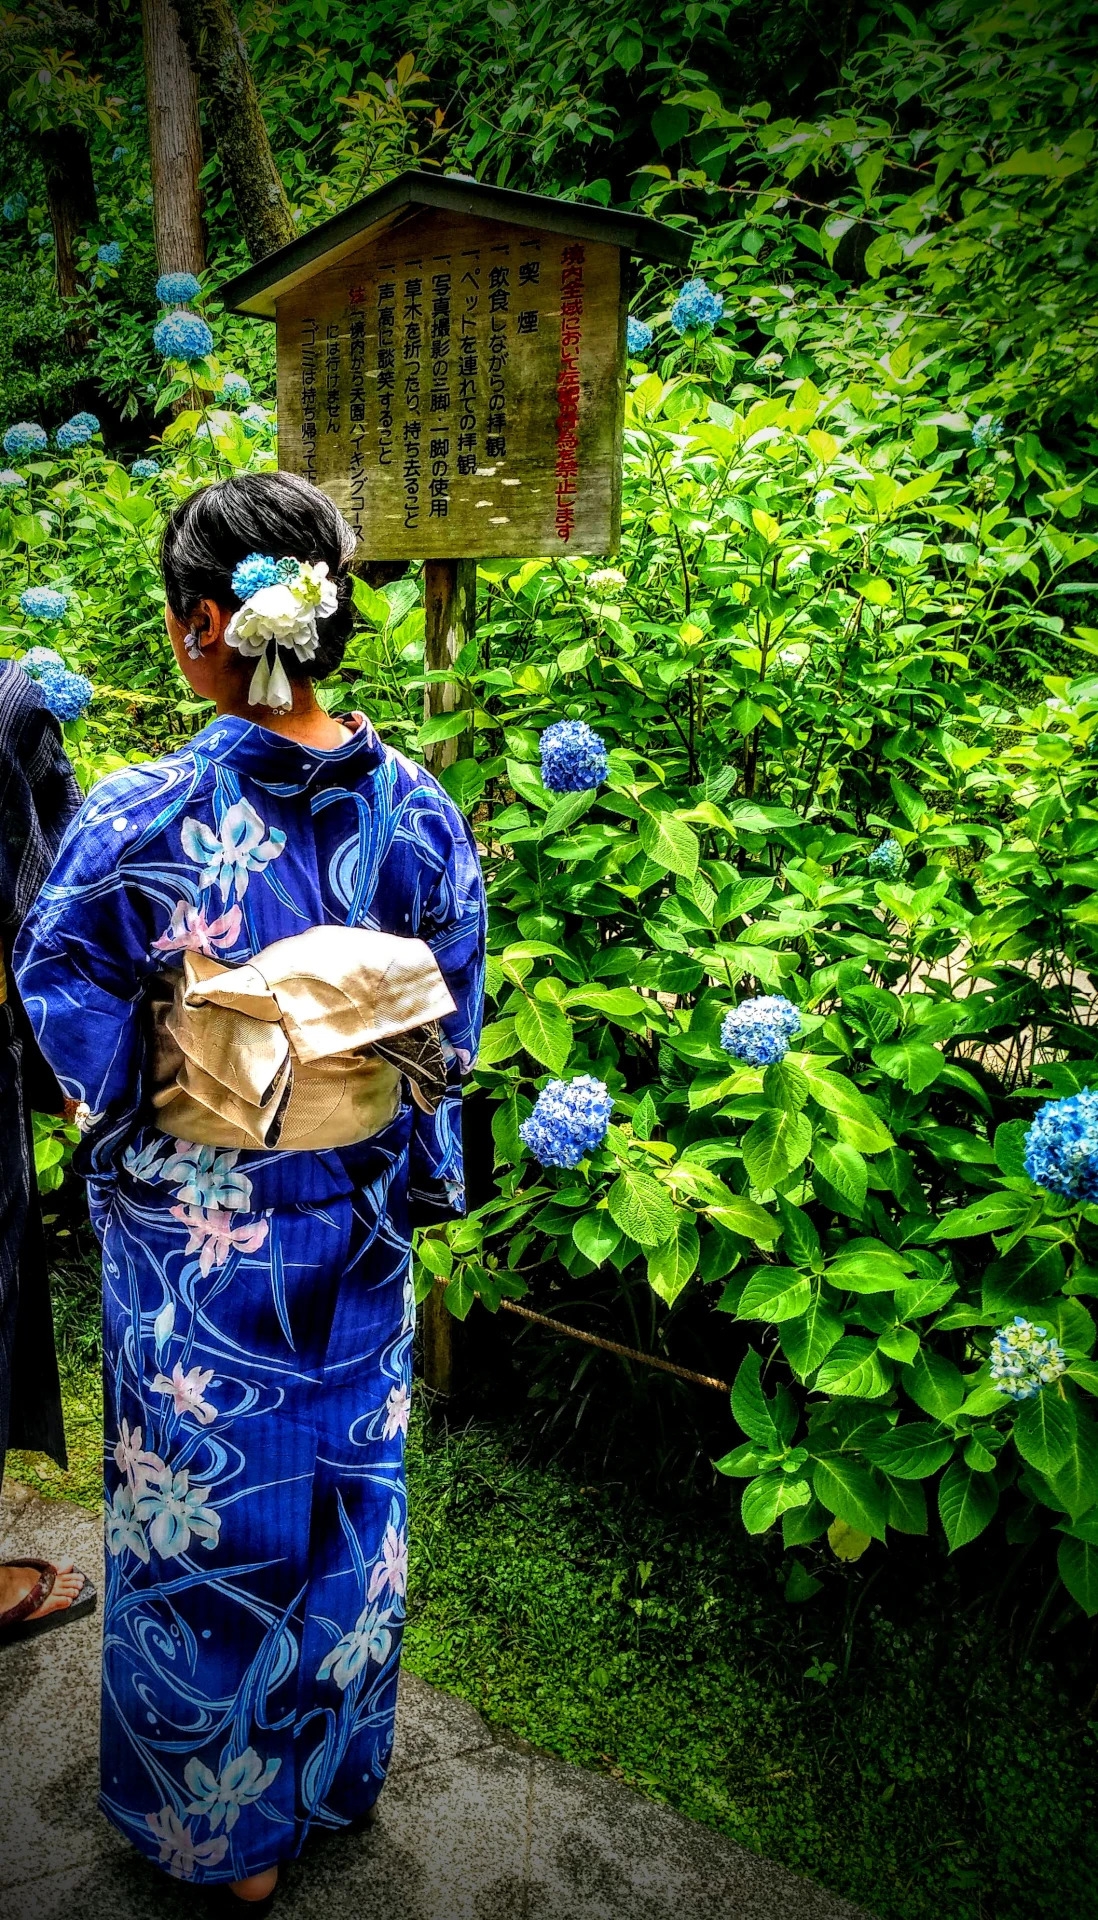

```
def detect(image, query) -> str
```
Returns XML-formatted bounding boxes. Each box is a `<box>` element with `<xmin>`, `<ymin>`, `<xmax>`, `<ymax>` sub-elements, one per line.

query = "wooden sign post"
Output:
<box><xmin>219</xmin><ymin>173</ymin><xmax>690</xmax><ymax>1392</ymax></box>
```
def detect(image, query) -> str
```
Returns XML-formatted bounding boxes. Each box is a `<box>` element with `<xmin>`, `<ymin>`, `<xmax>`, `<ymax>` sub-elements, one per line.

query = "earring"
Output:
<box><xmin>183</xmin><ymin>626</ymin><xmax>203</xmax><ymax>661</ymax></box>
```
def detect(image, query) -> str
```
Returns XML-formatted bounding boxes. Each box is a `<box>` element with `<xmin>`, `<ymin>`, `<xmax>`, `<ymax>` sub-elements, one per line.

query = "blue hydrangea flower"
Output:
<box><xmin>971</xmin><ymin>414</ymin><xmax>1005</xmax><ymax>450</ymax></box>
<box><xmin>36</xmin><ymin>232</ymin><xmax>52</xmax><ymax>249</ymax></box>
<box><xmin>990</xmin><ymin>1316</ymin><xmax>1067</xmax><ymax>1402</ymax></box>
<box><xmin>540</xmin><ymin>719</ymin><xmax>609</xmax><ymax>793</ymax></box>
<box><xmin>221</xmin><ymin>371</ymin><xmax>251</xmax><ymax>401</ymax></box>
<box><xmin>3</xmin><ymin>422</ymin><xmax>48</xmax><ymax>457</ymax></box>
<box><xmin>153</xmin><ymin>312</ymin><xmax>213</xmax><ymax>363</ymax></box>
<box><xmin>131</xmin><ymin>458</ymin><xmax>160</xmax><ymax>479</ymax></box>
<box><xmin>111</xmin><ymin>145</ymin><xmax>128</xmax><ymax>163</ymax></box>
<box><xmin>868</xmin><ymin>836</ymin><xmax>903</xmax><ymax>878</ymax></box>
<box><xmin>519</xmin><ymin>1076</ymin><xmax>614</xmax><ymax>1168</ymax></box>
<box><xmin>19</xmin><ymin>586</ymin><xmax>68</xmax><ymax>622</ymax></box>
<box><xmin>35</xmin><ymin>661</ymin><xmax>93</xmax><ymax>721</ymax></box>
<box><xmin>1023</xmin><ymin>1088</ymin><xmax>1098</xmax><ymax>1203</ymax></box>
<box><xmin>97</xmin><ymin>242</ymin><xmax>123</xmax><ymax>267</ymax></box>
<box><xmin>240</xmin><ymin>404</ymin><xmax>270</xmax><ymax>437</ymax></box>
<box><xmin>3</xmin><ymin>193</ymin><xmax>27</xmax><ymax>221</ymax></box>
<box><xmin>155</xmin><ymin>271</ymin><xmax>202</xmax><ymax>306</ymax></box>
<box><xmin>626</xmin><ymin>316</ymin><xmax>653</xmax><ymax>354</ymax></box>
<box><xmin>19</xmin><ymin>646</ymin><xmax>63</xmax><ymax>677</ymax></box>
<box><xmin>670</xmin><ymin>277</ymin><xmax>724</xmax><ymax>337</ymax></box>
<box><xmin>0</xmin><ymin>469</ymin><xmax>27</xmax><ymax>490</ymax></box>
<box><xmin>231</xmin><ymin>552</ymin><xmax>281</xmax><ymax>600</ymax></box>
<box><xmin>720</xmin><ymin>996</ymin><xmax>802</xmax><ymax>1068</ymax></box>
<box><xmin>56</xmin><ymin>412</ymin><xmax>100</xmax><ymax>450</ymax></box>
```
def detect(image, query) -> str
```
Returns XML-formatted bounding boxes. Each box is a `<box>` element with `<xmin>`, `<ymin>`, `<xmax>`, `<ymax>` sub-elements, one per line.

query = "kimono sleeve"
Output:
<box><xmin>12</xmin><ymin>778</ymin><xmax>160</xmax><ymax>1197</ymax></box>
<box><xmin>410</xmin><ymin>790</ymin><xmax>487</xmax><ymax>1225</ymax></box>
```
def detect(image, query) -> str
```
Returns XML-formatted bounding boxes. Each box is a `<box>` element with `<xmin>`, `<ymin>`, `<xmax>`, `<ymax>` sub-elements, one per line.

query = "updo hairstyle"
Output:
<box><xmin>161</xmin><ymin>471</ymin><xmax>357</xmax><ymax>682</ymax></box>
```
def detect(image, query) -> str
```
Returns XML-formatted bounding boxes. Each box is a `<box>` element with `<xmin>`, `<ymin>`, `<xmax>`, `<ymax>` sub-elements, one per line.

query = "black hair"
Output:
<box><xmin>161</xmin><ymin>471</ymin><xmax>357</xmax><ymax>682</ymax></box>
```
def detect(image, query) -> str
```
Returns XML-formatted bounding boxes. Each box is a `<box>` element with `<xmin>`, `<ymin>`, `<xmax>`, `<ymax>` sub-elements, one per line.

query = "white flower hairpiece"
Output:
<box><xmin>224</xmin><ymin>554</ymin><xmax>339</xmax><ymax>713</ymax></box>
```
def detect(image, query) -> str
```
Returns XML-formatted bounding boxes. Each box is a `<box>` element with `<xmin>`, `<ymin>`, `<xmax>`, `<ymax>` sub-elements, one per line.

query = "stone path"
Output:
<box><xmin>0</xmin><ymin>1482</ymin><xmax>871</xmax><ymax>1920</ymax></box>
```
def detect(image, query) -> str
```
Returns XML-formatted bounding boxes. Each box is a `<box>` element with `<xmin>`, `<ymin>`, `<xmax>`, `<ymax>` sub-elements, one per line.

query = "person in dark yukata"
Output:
<box><xmin>0</xmin><ymin>657</ymin><xmax>95</xmax><ymax>1642</ymax></box>
<box><xmin>15</xmin><ymin>472</ymin><xmax>485</xmax><ymax>1912</ymax></box>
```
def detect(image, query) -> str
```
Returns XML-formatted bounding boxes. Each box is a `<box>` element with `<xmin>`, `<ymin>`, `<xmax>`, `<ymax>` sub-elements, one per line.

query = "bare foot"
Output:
<box><xmin>0</xmin><ymin>1558</ymin><xmax>85</xmax><ymax>1621</ymax></box>
<box><xmin>230</xmin><ymin>1866</ymin><xmax>278</xmax><ymax>1904</ymax></box>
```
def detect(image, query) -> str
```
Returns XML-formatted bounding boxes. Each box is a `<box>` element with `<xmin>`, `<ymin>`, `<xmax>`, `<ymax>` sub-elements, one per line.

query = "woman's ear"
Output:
<box><xmin>190</xmin><ymin>597</ymin><xmax>232</xmax><ymax>647</ymax></box>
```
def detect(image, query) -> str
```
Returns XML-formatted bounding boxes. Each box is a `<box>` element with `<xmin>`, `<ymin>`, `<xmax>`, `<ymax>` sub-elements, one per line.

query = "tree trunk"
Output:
<box><xmin>36</xmin><ymin>126</ymin><xmax>97</xmax><ymax>347</ymax></box>
<box><xmin>171</xmin><ymin>0</ymin><xmax>294</xmax><ymax>263</ymax></box>
<box><xmin>141</xmin><ymin>0</ymin><xmax>206</xmax><ymax>281</ymax></box>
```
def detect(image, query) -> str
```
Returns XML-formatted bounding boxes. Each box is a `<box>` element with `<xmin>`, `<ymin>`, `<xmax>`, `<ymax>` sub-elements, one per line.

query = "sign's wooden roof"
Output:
<box><xmin>217</xmin><ymin>169</ymin><xmax>692</xmax><ymax>319</ymax></box>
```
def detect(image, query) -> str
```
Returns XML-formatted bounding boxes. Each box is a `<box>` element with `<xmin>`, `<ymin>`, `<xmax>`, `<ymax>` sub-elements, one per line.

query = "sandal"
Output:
<box><xmin>0</xmin><ymin>1559</ymin><xmax>97</xmax><ymax>1645</ymax></box>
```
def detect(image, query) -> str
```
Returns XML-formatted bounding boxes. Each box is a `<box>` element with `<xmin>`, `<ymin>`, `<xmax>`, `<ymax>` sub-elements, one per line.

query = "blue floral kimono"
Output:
<box><xmin>13</xmin><ymin>714</ymin><xmax>485</xmax><ymax>1883</ymax></box>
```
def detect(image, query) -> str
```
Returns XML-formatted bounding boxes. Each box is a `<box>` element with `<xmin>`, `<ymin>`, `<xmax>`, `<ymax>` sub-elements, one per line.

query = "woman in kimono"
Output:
<box><xmin>15</xmin><ymin>472</ymin><xmax>485</xmax><ymax>1909</ymax></box>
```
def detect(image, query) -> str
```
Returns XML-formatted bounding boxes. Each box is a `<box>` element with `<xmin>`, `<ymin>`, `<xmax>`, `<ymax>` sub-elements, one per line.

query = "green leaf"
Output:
<box><xmin>783</xmin><ymin>1560</ymin><xmax>823</xmax><ymax>1602</ymax></box>
<box><xmin>646</xmin><ymin>1212</ymin><xmax>700</xmax><ymax>1305</ymax></box>
<box><xmin>1046</xmin><ymin>1410</ymin><xmax>1098</xmax><ymax>1520</ymax></box>
<box><xmin>742</xmin><ymin>1109</ymin><xmax>812</xmax><ymax>1190</ymax></box>
<box><xmin>708</xmin><ymin>1195</ymin><xmax>781</xmax><ymax>1245</ymax></box>
<box><xmin>812</xmin><ymin>1456</ymin><xmax>888</xmax><ymax>1540</ymax></box>
<box><xmin>812</xmin><ymin>1139</ymin><xmax>868</xmax><ymax>1216</ymax></box>
<box><xmin>993</xmin><ymin>1119</ymin><xmax>1031</xmax><ymax>1178</ymax></box>
<box><xmin>492</xmin><ymin>1091</ymin><xmax>531</xmax><ymax>1166</ymax></box>
<box><xmin>607</xmin><ymin>1168</ymin><xmax>676</xmax><ymax>1249</ymax></box>
<box><xmin>737</xmin><ymin>1265</ymin><xmax>812</xmax><ymax>1323</ymax></box>
<box><xmin>443</xmin><ymin>1267</ymin><xmax>477</xmax><ymax>1321</ymax></box>
<box><xmin>826</xmin><ymin>1245</ymin><xmax>911</xmax><ymax>1294</ymax></box>
<box><xmin>864</xmin><ymin>1423</ymin><xmax>954</xmax><ymax>1480</ymax></box>
<box><xmin>777</xmin><ymin>1196</ymin><xmax>822</xmax><ymax>1269</ymax></box>
<box><xmin>514</xmin><ymin>996</ymin><xmax>573</xmax><ymax>1073</ymax></box>
<box><xmin>814</xmin><ymin>1336</ymin><xmax>893</xmax><ymax>1399</ymax></box>
<box><xmin>438</xmin><ymin>758</ymin><xmax>485</xmax><ymax>811</ymax></box>
<box><xmin>477</xmin><ymin>1019</ymin><xmax>521</xmax><ymax>1066</ymax></box>
<box><xmin>1014</xmin><ymin>1390</ymin><xmax>1076</xmax><ymax>1475</ymax></box>
<box><xmin>871</xmin><ymin>1039</ymin><xmax>944</xmax><ymax>1094</ymax></box>
<box><xmin>415</xmin><ymin>1235</ymin><xmax>453</xmax><ymax>1279</ymax></box>
<box><xmin>902</xmin><ymin>1350</ymin><xmax>966</xmax><ymax>1420</ymax></box>
<box><xmin>762</xmin><ymin>1059</ymin><xmax>809</xmax><ymax>1113</ymax></box>
<box><xmin>1057</xmin><ymin>1537</ymin><xmax>1098</xmax><ymax>1616</ymax></box>
<box><xmin>420</xmin><ymin>708</ymin><xmax>473</xmax><ymax>745</ymax></box>
<box><xmin>782</xmin><ymin>1497</ymin><xmax>829</xmax><ymax>1547</ymax></box>
<box><xmin>638</xmin><ymin>807</ymin><xmax>699</xmax><ymax>878</ymax></box>
<box><xmin>886</xmin><ymin>1477</ymin><xmax>928</xmax><ymax>1535</ymax></box>
<box><xmin>878</xmin><ymin>1324</ymin><xmax>920</xmax><ymax>1363</ymax></box>
<box><xmin>573</xmin><ymin>1210</ymin><xmax>623</xmax><ymax>1268</ymax></box>
<box><xmin>731</xmin><ymin>1349</ymin><xmax>780</xmax><ymax>1448</ymax></box>
<box><xmin>938</xmin><ymin>1461</ymin><xmax>998</xmax><ymax>1550</ymax></box>
<box><xmin>741</xmin><ymin>1472</ymin><xmax>811</xmax><ymax>1534</ymax></box>
<box><xmin>800</xmin><ymin>1059</ymin><xmax>893</xmax><ymax>1152</ymax></box>
<box><xmin>928</xmin><ymin>1191</ymin><xmax>1036</xmax><ymax>1239</ymax></box>
<box><xmin>779</xmin><ymin>1294</ymin><xmax>844</xmax><ymax>1379</ymax></box>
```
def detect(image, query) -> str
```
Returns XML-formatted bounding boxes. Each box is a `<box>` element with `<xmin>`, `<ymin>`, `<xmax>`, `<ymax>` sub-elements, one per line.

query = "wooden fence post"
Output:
<box><xmin>419</xmin><ymin>558</ymin><xmax>477</xmax><ymax>1395</ymax></box>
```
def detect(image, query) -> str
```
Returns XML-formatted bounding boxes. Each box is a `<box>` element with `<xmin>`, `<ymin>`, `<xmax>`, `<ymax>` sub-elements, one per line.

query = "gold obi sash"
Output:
<box><xmin>148</xmin><ymin>925</ymin><xmax>456</xmax><ymax>1152</ymax></box>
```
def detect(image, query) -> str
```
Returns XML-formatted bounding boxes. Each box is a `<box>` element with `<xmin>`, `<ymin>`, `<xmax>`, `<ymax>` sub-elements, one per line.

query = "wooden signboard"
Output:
<box><xmin>221</xmin><ymin>173</ymin><xmax>690</xmax><ymax>564</ymax></box>
<box><xmin>275</xmin><ymin>211</ymin><xmax>625</xmax><ymax>560</ymax></box>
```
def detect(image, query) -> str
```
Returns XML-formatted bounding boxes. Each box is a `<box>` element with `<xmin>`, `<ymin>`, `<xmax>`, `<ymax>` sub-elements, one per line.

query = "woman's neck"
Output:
<box><xmin>215</xmin><ymin>680</ymin><xmax>351</xmax><ymax>749</ymax></box>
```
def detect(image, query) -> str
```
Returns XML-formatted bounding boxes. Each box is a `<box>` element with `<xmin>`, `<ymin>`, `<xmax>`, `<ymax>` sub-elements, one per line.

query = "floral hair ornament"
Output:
<box><xmin>224</xmin><ymin>552</ymin><xmax>338</xmax><ymax>713</ymax></box>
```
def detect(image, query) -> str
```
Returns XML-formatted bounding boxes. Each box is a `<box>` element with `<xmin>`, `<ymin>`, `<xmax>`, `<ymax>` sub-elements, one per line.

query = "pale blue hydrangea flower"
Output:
<box><xmin>231</xmin><ymin>552</ymin><xmax>281</xmax><ymax>599</ymax></box>
<box><xmin>20</xmin><ymin>646</ymin><xmax>63</xmax><ymax>677</ymax></box>
<box><xmin>98</xmin><ymin>242</ymin><xmax>123</xmax><ymax>266</ymax></box>
<box><xmin>971</xmin><ymin>414</ymin><xmax>1005</xmax><ymax>449</ymax></box>
<box><xmin>519</xmin><ymin>1076</ymin><xmax>614</xmax><ymax>1168</ymax></box>
<box><xmin>56</xmin><ymin>412</ymin><xmax>100</xmax><ymax>450</ymax></box>
<box><xmin>990</xmin><ymin>1316</ymin><xmax>1067</xmax><ymax>1401</ymax></box>
<box><xmin>153</xmin><ymin>312</ymin><xmax>213</xmax><ymax>362</ymax></box>
<box><xmin>155</xmin><ymin>271</ymin><xmax>201</xmax><ymax>306</ymax></box>
<box><xmin>35</xmin><ymin>661</ymin><xmax>93</xmax><ymax>719</ymax></box>
<box><xmin>868</xmin><ymin>836</ymin><xmax>903</xmax><ymax>878</ymax></box>
<box><xmin>626</xmin><ymin>316</ymin><xmax>653</xmax><ymax>354</ymax></box>
<box><xmin>240</xmin><ymin>404</ymin><xmax>270</xmax><ymax>437</ymax></box>
<box><xmin>36</xmin><ymin>232</ymin><xmax>52</xmax><ymax>249</ymax></box>
<box><xmin>670</xmin><ymin>277</ymin><xmax>724</xmax><ymax>336</ymax></box>
<box><xmin>0</xmin><ymin>469</ymin><xmax>27</xmax><ymax>489</ymax></box>
<box><xmin>720</xmin><ymin>995</ymin><xmax>802</xmax><ymax>1067</ymax></box>
<box><xmin>756</xmin><ymin>351</ymin><xmax>783</xmax><ymax>373</ymax></box>
<box><xmin>221</xmin><ymin>371</ymin><xmax>251</xmax><ymax>401</ymax></box>
<box><xmin>111</xmin><ymin>145</ymin><xmax>128</xmax><ymax>163</ymax></box>
<box><xmin>3</xmin><ymin>193</ymin><xmax>27</xmax><ymax>221</ymax></box>
<box><xmin>1024</xmin><ymin>1088</ymin><xmax>1098</xmax><ymax>1203</ymax></box>
<box><xmin>20</xmin><ymin>586</ymin><xmax>68</xmax><ymax>621</ymax></box>
<box><xmin>540</xmin><ymin>718</ymin><xmax>609</xmax><ymax>792</ymax></box>
<box><xmin>3</xmin><ymin>422</ymin><xmax>47</xmax><ymax>456</ymax></box>
<box><xmin>131</xmin><ymin>458</ymin><xmax>160</xmax><ymax>479</ymax></box>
